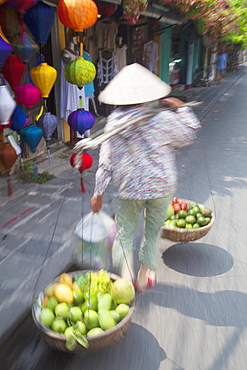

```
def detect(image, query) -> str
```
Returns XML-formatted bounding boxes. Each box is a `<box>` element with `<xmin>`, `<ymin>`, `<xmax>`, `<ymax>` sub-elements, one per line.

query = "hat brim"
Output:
<box><xmin>98</xmin><ymin>63</ymin><xmax>171</xmax><ymax>105</ymax></box>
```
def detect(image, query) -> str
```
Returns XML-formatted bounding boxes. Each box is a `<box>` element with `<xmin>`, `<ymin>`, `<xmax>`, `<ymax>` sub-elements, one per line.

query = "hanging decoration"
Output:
<box><xmin>37</xmin><ymin>112</ymin><xmax>58</xmax><ymax>165</ymax></box>
<box><xmin>14</xmin><ymin>31</ymin><xmax>39</xmax><ymax>64</ymax></box>
<box><xmin>70</xmin><ymin>152</ymin><xmax>93</xmax><ymax>193</ymax></box>
<box><xmin>68</xmin><ymin>107</ymin><xmax>95</xmax><ymax>135</ymax></box>
<box><xmin>99</xmin><ymin>3</ymin><xmax>117</xmax><ymax>17</ymax></box>
<box><xmin>10</xmin><ymin>106</ymin><xmax>29</xmax><ymax>133</ymax></box>
<box><xmin>15</xmin><ymin>83</ymin><xmax>41</xmax><ymax>108</ymax></box>
<box><xmin>64</xmin><ymin>57</ymin><xmax>96</xmax><ymax>89</ymax></box>
<box><xmin>58</xmin><ymin>0</ymin><xmax>98</xmax><ymax>32</ymax></box>
<box><xmin>0</xmin><ymin>142</ymin><xmax>18</xmax><ymax>195</ymax></box>
<box><xmin>30</xmin><ymin>62</ymin><xmax>57</xmax><ymax>100</ymax></box>
<box><xmin>24</xmin><ymin>1</ymin><xmax>55</xmax><ymax>47</ymax></box>
<box><xmin>0</xmin><ymin>84</ymin><xmax>16</xmax><ymax>125</ymax></box>
<box><xmin>0</xmin><ymin>26</ymin><xmax>13</xmax><ymax>70</ymax></box>
<box><xmin>2</xmin><ymin>54</ymin><xmax>25</xmax><ymax>91</ymax></box>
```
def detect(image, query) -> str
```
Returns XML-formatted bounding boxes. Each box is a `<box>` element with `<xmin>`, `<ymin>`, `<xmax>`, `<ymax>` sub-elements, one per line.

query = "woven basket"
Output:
<box><xmin>32</xmin><ymin>270</ymin><xmax>135</xmax><ymax>354</ymax></box>
<box><xmin>161</xmin><ymin>199</ymin><xmax>215</xmax><ymax>242</ymax></box>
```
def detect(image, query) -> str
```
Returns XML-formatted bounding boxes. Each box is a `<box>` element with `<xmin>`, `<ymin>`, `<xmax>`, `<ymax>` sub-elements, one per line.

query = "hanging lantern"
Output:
<box><xmin>0</xmin><ymin>142</ymin><xmax>18</xmax><ymax>172</ymax></box>
<box><xmin>30</xmin><ymin>62</ymin><xmax>57</xmax><ymax>99</ymax></box>
<box><xmin>0</xmin><ymin>84</ymin><xmax>16</xmax><ymax>125</ymax></box>
<box><xmin>64</xmin><ymin>58</ymin><xmax>96</xmax><ymax>88</ymax></box>
<box><xmin>70</xmin><ymin>152</ymin><xmax>93</xmax><ymax>193</ymax></box>
<box><xmin>6</xmin><ymin>0</ymin><xmax>38</xmax><ymax>14</ymax></box>
<box><xmin>68</xmin><ymin>108</ymin><xmax>95</xmax><ymax>135</ymax></box>
<box><xmin>20</xmin><ymin>124</ymin><xmax>43</xmax><ymax>152</ymax></box>
<box><xmin>99</xmin><ymin>3</ymin><xmax>117</xmax><ymax>16</ymax></box>
<box><xmin>0</xmin><ymin>26</ymin><xmax>13</xmax><ymax>68</ymax></box>
<box><xmin>58</xmin><ymin>0</ymin><xmax>98</xmax><ymax>32</ymax></box>
<box><xmin>37</xmin><ymin>112</ymin><xmax>58</xmax><ymax>164</ymax></box>
<box><xmin>2</xmin><ymin>55</ymin><xmax>25</xmax><ymax>90</ymax></box>
<box><xmin>10</xmin><ymin>106</ymin><xmax>29</xmax><ymax>133</ymax></box>
<box><xmin>24</xmin><ymin>0</ymin><xmax>55</xmax><ymax>45</ymax></box>
<box><xmin>14</xmin><ymin>31</ymin><xmax>39</xmax><ymax>64</ymax></box>
<box><xmin>15</xmin><ymin>83</ymin><xmax>41</xmax><ymax>108</ymax></box>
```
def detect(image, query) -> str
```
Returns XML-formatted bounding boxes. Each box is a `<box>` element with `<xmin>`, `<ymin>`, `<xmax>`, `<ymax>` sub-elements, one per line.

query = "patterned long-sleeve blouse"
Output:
<box><xmin>93</xmin><ymin>105</ymin><xmax>201</xmax><ymax>200</ymax></box>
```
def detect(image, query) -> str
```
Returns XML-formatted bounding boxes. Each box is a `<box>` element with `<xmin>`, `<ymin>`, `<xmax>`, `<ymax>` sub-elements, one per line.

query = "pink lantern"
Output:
<box><xmin>15</xmin><ymin>83</ymin><xmax>41</xmax><ymax>108</ymax></box>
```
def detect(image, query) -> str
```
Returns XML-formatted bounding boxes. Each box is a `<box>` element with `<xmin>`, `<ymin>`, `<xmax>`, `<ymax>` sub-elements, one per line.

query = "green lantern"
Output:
<box><xmin>64</xmin><ymin>57</ymin><xmax>96</xmax><ymax>89</ymax></box>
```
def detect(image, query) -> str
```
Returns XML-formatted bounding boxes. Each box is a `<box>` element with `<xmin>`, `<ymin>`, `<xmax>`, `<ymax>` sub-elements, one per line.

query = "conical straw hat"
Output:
<box><xmin>98</xmin><ymin>63</ymin><xmax>171</xmax><ymax>105</ymax></box>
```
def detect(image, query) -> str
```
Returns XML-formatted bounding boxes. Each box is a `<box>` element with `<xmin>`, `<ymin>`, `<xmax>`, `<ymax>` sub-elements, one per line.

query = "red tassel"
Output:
<box><xmin>7</xmin><ymin>177</ymin><xmax>13</xmax><ymax>197</ymax></box>
<box><xmin>80</xmin><ymin>177</ymin><xmax>86</xmax><ymax>193</ymax></box>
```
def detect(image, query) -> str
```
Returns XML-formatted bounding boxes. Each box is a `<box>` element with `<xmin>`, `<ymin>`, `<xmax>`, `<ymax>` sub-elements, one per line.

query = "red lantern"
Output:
<box><xmin>15</xmin><ymin>83</ymin><xmax>41</xmax><ymax>108</ymax></box>
<box><xmin>2</xmin><ymin>55</ymin><xmax>25</xmax><ymax>90</ymax></box>
<box><xmin>99</xmin><ymin>3</ymin><xmax>117</xmax><ymax>16</ymax></box>
<box><xmin>58</xmin><ymin>0</ymin><xmax>98</xmax><ymax>32</ymax></box>
<box><xmin>70</xmin><ymin>152</ymin><xmax>93</xmax><ymax>193</ymax></box>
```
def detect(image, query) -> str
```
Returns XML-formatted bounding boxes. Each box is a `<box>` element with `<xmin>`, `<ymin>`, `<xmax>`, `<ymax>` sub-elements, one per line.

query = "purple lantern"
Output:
<box><xmin>24</xmin><ymin>1</ymin><xmax>55</xmax><ymax>45</ymax></box>
<box><xmin>0</xmin><ymin>30</ymin><xmax>13</xmax><ymax>68</ymax></box>
<box><xmin>10</xmin><ymin>106</ymin><xmax>29</xmax><ymax>133</ymax></box>
<box><xmin>20</xmin><ymin>124</ymin><xmax>43</xmax><ymax>152</ymax></box>
<box><xmin>68</xmin><ymin>109</ymin><xmax>95</xmax><ymax>135</ymax></box>
<box><xmin>37</xmin><ymin>112</ymin><xmax>58</xmax><ymax>164</ymax></box>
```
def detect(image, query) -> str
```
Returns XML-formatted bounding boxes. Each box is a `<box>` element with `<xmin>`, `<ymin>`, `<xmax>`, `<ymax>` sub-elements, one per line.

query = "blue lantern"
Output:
<box><xmin>20</xmin><ymin>124</ymin><xmax>43</xmax><ymax>152</ymax></box>
<box><xmin>68</xmin><ymin>109</ymin><xmax>95</xmax><ymax>135</ymax></box>
<box><xmin>24</xmin><ymin>1</ymin><xmax>55</xmax><ymax>45</ymax></box>
<box><xmin>15</xmin><ymin>31</ymin><xmax>39</xmax><ymax>63</ymax></box>
<box><xmin>10</xmin><ymin>106</ymin><xmax>29</xmax><ymax>133</ymax></box>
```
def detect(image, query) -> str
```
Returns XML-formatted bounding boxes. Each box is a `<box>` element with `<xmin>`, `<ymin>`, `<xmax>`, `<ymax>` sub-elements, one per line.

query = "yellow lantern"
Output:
<box><xmin>30</xmin><ymin>62</ymin><xmax>57</xmax><ymax>98</ymax></box>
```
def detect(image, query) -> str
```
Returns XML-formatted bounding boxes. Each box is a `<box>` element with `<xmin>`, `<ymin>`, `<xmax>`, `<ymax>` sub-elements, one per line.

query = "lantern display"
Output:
<box><xmin>30</xmin><ymin>62</ymin><xmax>57</xmax><ymax>99</ymax></box>
<box><xmin>70</xmin><ymin>152</ymin><xmax>93</xmax><ymax>193</ymax></box>
<box><xmin>68</xmin><ymin>108</ymin><xmax>95</xmax><ymax>135</ymax></box>
<box><xmin>0</xmin><ymin>84</ymin><xmax>16</xmax><ymax>125</ymax></box>
<box><xmin>0</xmin><ymin>27</ymin><xmax>13</xmax><ymax>68</ymax></box>
<box><xmin>37</xmin><ymin>112</ymin><xmax>58</xmax><ymax>164</ymax></box>
<box><xmin>0</xmin><ymin>142</ymin><xmax>18</xmax><ymax>195</ymax></box>
<box><xmin>2</xmin><ymin>55</ymin><xmax>25</xmax><ymax>90</ymax></box>
<box><xmin>24</xmin><ymin>1</ymin><xmax>55</xmax><ymax>45</ymax></box>
<box><xmin>14</xmin><ymin>31</ymin><xmax>39</xmax><ymax>63</ymax></box>
<box><xmin>20</xmin><ymin>124</ymin><xmax>43</xmax><ymax>152</ymax></box>
<box><xmin>64</xmin><ymin>58</ymin><xmax>96</xmax><ymax>88</ymax></box>
<box><xmin>10</xmin><ymin>106</ymin><xmax>29</xmax><ymax>133</ymax></box>
<box><xmin>58</xmin><ymin>0</ymin><xmax>98</xmax><ymax>32</ymax></box>
<box><xmin>15</xmin><ymin>83</ymin><xmax>41</xmax><ymax>108</ymax></box>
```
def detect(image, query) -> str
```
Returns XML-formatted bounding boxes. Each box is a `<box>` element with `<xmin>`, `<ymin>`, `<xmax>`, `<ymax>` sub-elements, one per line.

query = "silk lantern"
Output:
<box><xmin>0</xmin><ymin>142</ymin><xmax>18</xmax><ymax>195</ymax></box>
<box><xmin>99</xmin><ymin>3</ymin><xmax>117</xmax><ymax>16</ymax></box>
<box><xmin>68</xmin><ymin>108</ymin><xmax>95</xmax><ymax>135</ymax></box>
<box><xmin>24</xmin><ymin>1</ymin><xmax>55</xmax><ymax>45</ymax></box>
<box><xmin>14</xmin><ymin>31</ymin><xmax>39</xmax><ymax>64</ymax></box>
<box><xmin>64</xmin><ymin>58</ymin><xmax>96</xmax><ymax>88</ymax></box>
<box><xmin>2</xmin><ymin>55</ymin><xmax>25</xmax><ymax>90</ymax></box>
<box><xmin>58</xmin><ymin>0</ymin><xmax>98</xmax><ymax>32</ymax></box>
<box><xmin>0</xmin><ymin>27</ymin><xmax>13</xmax><ymax>69</ymax></box>
<box><xmin>37</xmin><ymin>112</ymin><xmax>58</xmax><ymax>164</ymax></box>
<box><xmin>0</xmin><ymin>84</ymin><xmax>16</xmax><ymax>125</ymax></box>
<box><xmin>30</xmin><ymin>62</ymin><xmax>57</xmax><ymax>99</ymax></box>
<box><xmin>7</xmin><ymin>0</ymin><xmax>38</xmax><ymax>14</ymax></box>
<box><xmin>70</xmin><ymin>152</ymin><xmax>93</xmax><ymax>193</ymax></box>
<box><xmin>10</xmin><ymin>106</ymin><xmax>29</xmax><ymax>133</ymax></box>
<box><xmin>15</xmin><ymin>83</ymin><xmax>41</xmax><ymax>108</ymax></box>
<box><xmin>20</xmin><ymin>124</ymin><xmax>43</xmax><ymax>152</ymax></box>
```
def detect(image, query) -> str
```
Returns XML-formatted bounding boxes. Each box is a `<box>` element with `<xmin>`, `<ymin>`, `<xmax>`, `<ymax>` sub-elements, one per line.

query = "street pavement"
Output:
<box><xmin>0</xmin><ymin>66</ymin><xmax>246</xmax><ymax>369</ymax></box>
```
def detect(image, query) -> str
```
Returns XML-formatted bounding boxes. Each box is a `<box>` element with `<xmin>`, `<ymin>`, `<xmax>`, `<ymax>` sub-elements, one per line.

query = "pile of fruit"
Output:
<box><xmin>38</xmin><ymin>270</ymin><xmax>135</xmax><ymax>350</ymax></box>
<box><xmin>164</xmin><ymin>197</ymin><xmax>213</xmax><ymax>229</ymax></box>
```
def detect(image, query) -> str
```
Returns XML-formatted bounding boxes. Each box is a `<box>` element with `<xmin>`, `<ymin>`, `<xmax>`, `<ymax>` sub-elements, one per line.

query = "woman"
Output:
<box><xmin>90</xmin><ymin>63</ymin><xmax>201</xmax><ymax>292</ymax></box>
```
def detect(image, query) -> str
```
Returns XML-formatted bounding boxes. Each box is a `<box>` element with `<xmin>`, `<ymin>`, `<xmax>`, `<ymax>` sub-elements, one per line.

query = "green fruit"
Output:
<box><xmin>193</xmin><ymin>223</ymin><xmax>200</xmax><ymax>228</ymax></box>
<box><xmin>188</xmin><ymin>209</ymin><xmax>197</xmax><ymax>216</ymax></box>
<box><xmin>98</xmin><ymin>293</ymin><xmax>112</xmax><ymax>311</ymax></box>
<box><xmin>76</xmin><ymin>321</ymin><xmax>87</xmax><ymax>335</ymax></box>
<box><xmin>98</xmin><ymin>309</ymin><xmax>116</xmax><ymax>331</ymax></box>
<box><xmin>197</xmin><ymin>216</ymin><xmax>207</xmax><ymax>226</ymax></box>
<box><xmin>45</xmin><ymin>297</ymin><xmax>58</xmax><ymax>312</ymax></box>
<box><xmin>73</xmin><ymin>290</ymin><xmax>84</xmax><ymax>305</ymax></box>
<box><xmin>84</xmin><ymin>309</ymin><xmax>99</xmax><ymax>330</ymax></box>
<box><xmin>69</xmin><ymin>306</ymin><xmax>82</xmax><ymax>322</ymax></box>
<box><xmin>44</xmin><ymin>284</ymin><xmax>56</xmax><ymax>298</ymax></box>
<box><xmin>185</xmin><ymin>223</ymin><xmax>193</xmax><ymax>229</ymax></box>
<box><xmin>205</xmin><ymin>217</ymin><xmax>211</xmax><ymax>225</ymax></box>
<box><xmin>176</xmin><ymin>219</ymin><xmax>186</xmax><ymax>228</ymax></box>
<box><xmin>115</xmin><ymin>304</ymin><xmax>130</xmax><ymax>320</ymax></box>
<box><xmin>51</xmin><ymin>318</ymin><xmax>67</xmax><ymax>333</ymax></box>
<box><xmin>192</xmin><ymin>206</ymin><xmax>201</xmax><ymax>214</ymax></box>
<box><xmin>166</xmin><ymin>204</ymin><xmax>175</xmax><ymax>220</ymax></box>
<box><xmin>196</xmin><ymin>212</ymin><xmax>203</xmax><ymax>219</ymax></box>
<box><xmin>81</xmin><ymin>296</ymin><xmax>97</xmax><ymax>313</ymax></box>
<box><xmin>201</xmin><ymin>208</ymin><xmax>212</xmax><ymax>217</ymax></box>
<box><xmin>169</xmin><ymin>220</ymin><xmax>178</xmax><ymax>228</ymax></box>
<box><xmin>87</xmin><ymin>327</ymin><xmax>104</xmax><ymax>338</ymax></box>
<box><xmin>111</xmin><ymin>279</ymin><xmax>135</xmax><ymax>304</ymax></box>
<box><xmin>40</xmin><ymin>307</ymin><xmax>55</xmax><ymax>327</ymax></box>
<box><xmin>170</xmin><ymin>214</ymin><xmax>179</xmax><ymax>220</ymax></box>
<box><xmin>185</xmin><ymin>215</ymin><xmax>196</xmax><ymax>225</ymax></box>
<box><xmin>55</xmin><ymin>302</ymin><xmax>69</xmax><ymax>318</ymax></box>
<box><xmin>64</xmin><ymin>326</ymin><xmax>75</xmax><ymax>338</ymax></box>
<box><xmin>178</xmin><ymin>210</ymin><xmax>188</xmax><ymax>219</ymax></box>
<box><xmin>109</xmin><ymin>310</ymin><xmax>121</xmax><ymax>323</ymax></box>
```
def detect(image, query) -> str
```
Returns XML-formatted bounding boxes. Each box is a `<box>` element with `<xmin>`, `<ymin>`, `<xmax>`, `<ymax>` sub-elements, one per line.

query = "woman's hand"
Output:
<box><xmin>159</xmin><ymin>97</ymin><xmax>185</xmax><ymax>109</ymax></box>
<box><xmin>90</xmin><ymin>194</ymin><xmax>104</xmax><ymax>213</ymax></box>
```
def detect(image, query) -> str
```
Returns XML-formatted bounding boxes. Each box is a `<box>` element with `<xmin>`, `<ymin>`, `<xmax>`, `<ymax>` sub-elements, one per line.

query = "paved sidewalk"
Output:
<box><xmin>0</xmin><ymin>66</ymin><xmax>246</xmax><ymax>345</ymax></box>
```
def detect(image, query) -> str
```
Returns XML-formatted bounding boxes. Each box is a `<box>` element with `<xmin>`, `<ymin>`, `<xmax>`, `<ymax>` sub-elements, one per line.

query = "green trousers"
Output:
<box><xmin>112</xmin><ymin>196</ymin><xmax>171</xmax><ymax>273</ymax></box>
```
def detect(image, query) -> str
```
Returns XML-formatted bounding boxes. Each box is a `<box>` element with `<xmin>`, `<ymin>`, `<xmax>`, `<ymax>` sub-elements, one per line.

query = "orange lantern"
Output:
<box><xmin>58</xmin><ymin>0</ymin><xmax>98</xmax><ymax>32</ymax></box>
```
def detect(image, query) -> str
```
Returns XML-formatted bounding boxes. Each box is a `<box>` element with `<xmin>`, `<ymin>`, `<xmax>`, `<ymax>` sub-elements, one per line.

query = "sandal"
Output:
<box><xmin>133</xmin><ymin>269</ymin><xmax>156</xmax><ymax>293</ymax></box>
